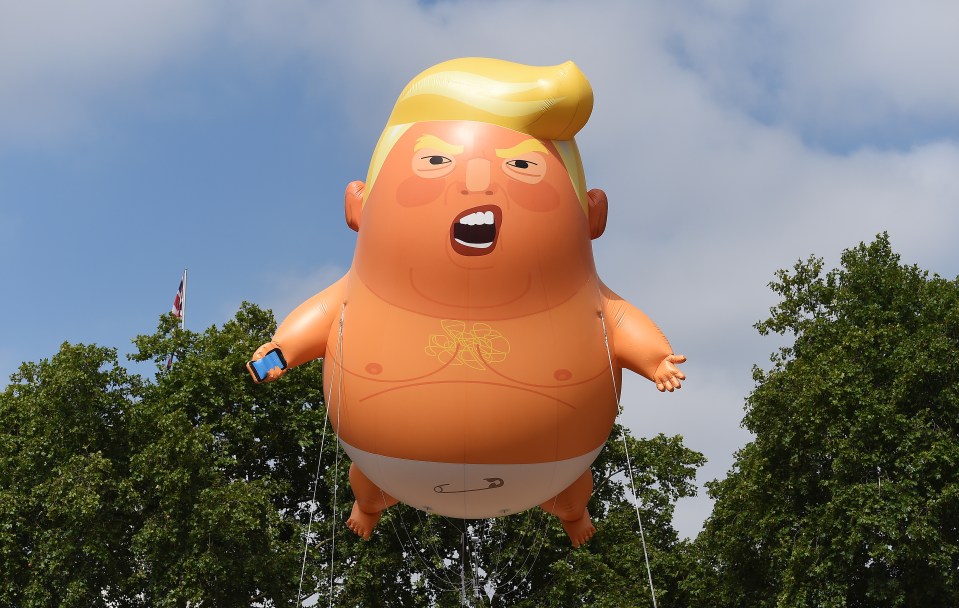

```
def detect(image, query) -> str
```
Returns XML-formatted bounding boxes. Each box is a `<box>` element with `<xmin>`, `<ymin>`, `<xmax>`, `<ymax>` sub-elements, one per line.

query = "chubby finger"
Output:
<box><xmin>253</xmin><ymin>342</ymin><xmax>277</xmax><ymax>359</ymax></box>
<box><xmin>657</xmin><ymin>372</ymin><xmax>683</xmax><ymax>392</ymax></box>
<box><xmin>662</xmin><ymin>363</ymin><xmax>686</xmax><ymax>380</ymax></box>
<box><xmin>248</xmin><ymin>343</ymin><xmax>285</xmax><ymax>383</ymax></box>
<box><xmin>668</xmin><ymin>354</ymin><xmax>687</xmax><ymax>364</ymax></box>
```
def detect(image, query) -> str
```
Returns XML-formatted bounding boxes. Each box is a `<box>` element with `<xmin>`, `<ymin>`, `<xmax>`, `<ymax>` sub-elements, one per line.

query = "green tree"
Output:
<box><xmin>127</xmin><ymin>304</ymin><xmax>330</xmax><ymax>606</ymax></box>
<box><xmin>0</xmin><ymin>343</ymin><xmax>141</xmax><ymax>607</ymax></box>
<box><xmin>689</xmin><ymin>234</ymin><xmax>959</xmax><ymax>607</ymax></box>
<box><xmin>1</xmin><ymin>303</ymin><xmax>704</xmax><ymax>606</ymax></box>
<box><xmin>506</xmin><ymin>429</ymin><xmax>705</xmax><ymax>608</ymax></box>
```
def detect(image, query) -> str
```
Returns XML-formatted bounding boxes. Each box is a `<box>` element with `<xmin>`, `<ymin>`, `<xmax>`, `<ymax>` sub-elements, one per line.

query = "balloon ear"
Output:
<box><xmin>345</xmin><ymin>181</ymin><xmax>365</xmax><ymax>232</ymax></box>
<box><xmin>587</xmin><ymin>189</ymin><xmax>608</xmax><ymax>240</ymax></box>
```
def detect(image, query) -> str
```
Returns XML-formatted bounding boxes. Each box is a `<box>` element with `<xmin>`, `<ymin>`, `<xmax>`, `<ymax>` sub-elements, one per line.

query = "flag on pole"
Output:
<box><xmin>167</xmin><ymin>270</ymin><xmax>187</xmax><ymax>369</ymax></box>
<box><xmin>171</xmin><ymin>273</ymin><xmax>186</xmax><ymax>319</ymax></box>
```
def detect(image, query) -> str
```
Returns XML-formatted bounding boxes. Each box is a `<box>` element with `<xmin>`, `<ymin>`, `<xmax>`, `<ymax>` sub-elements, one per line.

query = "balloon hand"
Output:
<box><xmin>247</xmin><ymin>342</ymin><xmax>287</xmax><ymax>383</ymax></box>
<box><xmin>654</xmin><ymin>354</ymin><xmax>686</xmax><ymax>392</ymax></box>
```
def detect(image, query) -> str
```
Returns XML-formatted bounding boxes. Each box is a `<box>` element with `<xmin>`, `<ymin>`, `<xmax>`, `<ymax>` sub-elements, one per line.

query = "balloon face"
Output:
<box><xmin>353</xmin><ymin>120</ymin><xmax>596</xmax><ymax>321</ymax></box>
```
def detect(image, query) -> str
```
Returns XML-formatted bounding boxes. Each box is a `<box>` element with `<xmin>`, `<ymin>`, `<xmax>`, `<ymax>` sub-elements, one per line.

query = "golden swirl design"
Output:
<box><xmin>425</xmin><ymin>320</ymin><xmax>510</xmax><ymax>370</ymax></box>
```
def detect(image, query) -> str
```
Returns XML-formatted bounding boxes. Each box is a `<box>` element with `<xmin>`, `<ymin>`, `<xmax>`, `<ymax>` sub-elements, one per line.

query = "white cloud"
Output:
<box><xmin>5</xmin><ymin>0</ymin><xmax>957</xmax><ymax>539</ymax></box>
<box><xmin>665</xmin><ymin>0</ymin><xmax>959</xmax><ymax>141</ymax></box>
<box><xmin>0</xmin><ymin>0</ymin><xmax>224</xmax><ymax>144</ymax></box>
<box><xmin>7</xmin><ymin>0</ymin><xmax>957</xmax><ymax>148</ymax></box>
<box><xmin>780</xmin><ymin>0</ymin><xmax>959</xmax><ymax>122</ymax></box>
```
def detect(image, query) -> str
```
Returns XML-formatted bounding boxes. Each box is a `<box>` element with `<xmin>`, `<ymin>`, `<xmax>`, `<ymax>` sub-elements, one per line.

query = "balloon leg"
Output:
<box><xmin>346</xmin><ymin>463</ymin><xmax>399</xmax><ymax>540</ymax></box>
<box><xmin>539</xmin><ymin>469</ymin><xmax>596</xmax><ymax>547</ymax></box>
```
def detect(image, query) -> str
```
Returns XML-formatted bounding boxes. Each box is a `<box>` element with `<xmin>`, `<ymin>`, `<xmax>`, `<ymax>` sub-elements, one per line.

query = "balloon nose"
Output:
<box><xmin>465</xmin><ymin>158</ymin><xmax>491</xmax><ymax>193</ymax></box>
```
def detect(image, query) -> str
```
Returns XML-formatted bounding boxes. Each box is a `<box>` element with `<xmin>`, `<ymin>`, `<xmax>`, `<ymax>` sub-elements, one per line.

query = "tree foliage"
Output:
<box><xmin>690</xmin><ymin>233</ymin><xmax>959</xmax><ymax>607</ymax></box>
<box><xmin>9</xmin><ymin>233</ymin><xmax>955</xmax><ymax>606</ymax></box>
<box><xmin>126</xmin><ymin>305</ymin><xmax>328</xmax><ymax>605</ymax></box>
<box><xmin>0</xmin><ymin>343</ymin><xmax>140</xmax><ymax>607</ymax></box>
<box><xmin>1</xmin><ymin>302</ymin><xmax>703</xmax><ymax>606</ymax></box>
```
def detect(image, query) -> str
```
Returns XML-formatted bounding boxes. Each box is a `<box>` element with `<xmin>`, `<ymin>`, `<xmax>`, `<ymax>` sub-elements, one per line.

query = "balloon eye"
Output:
<box><xmin>503</xmin><ymin>155</ymin><xmax>546</xmax><ymax>184</ymax></box>
<box><xmin>413</xmin><ymin>151</ymin><xmax>456</xmax><ymax>177</ymax></box>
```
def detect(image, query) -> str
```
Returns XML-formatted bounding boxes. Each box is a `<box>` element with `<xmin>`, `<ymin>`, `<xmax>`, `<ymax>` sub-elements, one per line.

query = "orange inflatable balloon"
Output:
<box><xmin>248</xmin><ymin>58</ymin><xmax>686</xmax><ymax>547</ymax></box>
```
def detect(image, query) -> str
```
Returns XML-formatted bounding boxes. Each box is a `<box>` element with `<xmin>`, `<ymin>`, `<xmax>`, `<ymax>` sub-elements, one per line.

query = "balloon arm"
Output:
<box><xmin>599</xmin><ymin>282</ymin><xmax>684</xmax><ymax>390</ymax></box>
<box><xmin>273</xmin><ymin>274</ymin><xmax>348</xmax><ymax>367</ymax></box>
<box><xmin>249</xmin><ymin>274</ymin><xmax>348</xmax><ymax>382</ymax></box>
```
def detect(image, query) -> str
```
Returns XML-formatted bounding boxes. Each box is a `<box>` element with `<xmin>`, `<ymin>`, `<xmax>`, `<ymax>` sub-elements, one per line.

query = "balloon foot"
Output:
<box><xmin>346</xmin><ymin>501</ymin><xmax>382</xmax><ymax>540</ymax></box>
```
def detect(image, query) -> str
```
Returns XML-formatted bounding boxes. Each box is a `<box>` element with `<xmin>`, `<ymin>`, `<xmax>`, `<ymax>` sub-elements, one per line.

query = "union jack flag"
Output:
<box><xmin>167</xmin><ymin>270</ymin><xmax>187</xmax><ymax>369</ymax></box>
<box><xmin>171</xmin><ymin>274</ymin><xmax>185</xmax><ymax>318</ymax></box>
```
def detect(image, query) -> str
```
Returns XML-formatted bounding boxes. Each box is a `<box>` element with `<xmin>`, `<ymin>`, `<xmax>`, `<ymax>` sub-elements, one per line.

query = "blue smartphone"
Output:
<box><xmin>249</xmin><ymin>348</ymin><xmax>287</xmax><ymax>383</ymax></box>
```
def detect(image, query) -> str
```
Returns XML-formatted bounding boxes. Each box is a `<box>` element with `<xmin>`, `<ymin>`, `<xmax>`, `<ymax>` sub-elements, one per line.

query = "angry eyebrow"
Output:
<box><xmin>414</xmin><ymin>135</ymin><xmax>464</xmax><ymax>155</ymax></box>
<box><xmin>495</xmin><ymin>139</ymin><xmax>549</xmax><ymax>158</ymax></box>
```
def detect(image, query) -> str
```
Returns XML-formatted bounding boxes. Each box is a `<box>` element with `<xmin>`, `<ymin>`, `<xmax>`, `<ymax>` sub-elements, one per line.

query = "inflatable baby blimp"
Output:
<box><xmin>248</xmin><ymin>58</ymin><xmax>686</xmax><ymax>547</ymax></box>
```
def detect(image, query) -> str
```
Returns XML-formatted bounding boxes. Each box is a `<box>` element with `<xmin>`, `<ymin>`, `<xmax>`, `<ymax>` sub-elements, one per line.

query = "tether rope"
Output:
<box><xmin>598</xmin><ymin>309</ymin><xmax>658</xmax><ymax>608</ymax></box>
<box><xmin>294</xmin><ymin>302</ymin><xmax>347</xmax><ymax>607</ymax></box>
<box><xmin>375</xmin><ymin>472</ymin><xmax>555</xmax><ymax>604</ymax></box>
<box><xmin>380</xmin><ymin>500</ymin><xmax>461</xmax><ymax>592</ymax></box>
<box><xmin>479</xmin><ymin>506</ymin><xmax>554</xmax><ymax>605</ymax></box>
<box><xmin>326</xmin><ymin>304</ymin><xmax>348</xmax><ymax>607</ymax></box>
<box><xmin>296</xmin><ymin>395</ymin><xmax>331</xmax><ymax>606</ymax></box>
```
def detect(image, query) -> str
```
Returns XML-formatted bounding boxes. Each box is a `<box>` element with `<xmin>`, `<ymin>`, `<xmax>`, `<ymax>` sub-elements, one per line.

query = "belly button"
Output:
<box><xmin>553</xmin><ymin>369</ymin><xmax>572</xmax><ymax>381</ymax></box>
<box><xmin>365</xmin><ymin>362</ymin><xmax>383</xmax><ymax>375</ymax></box>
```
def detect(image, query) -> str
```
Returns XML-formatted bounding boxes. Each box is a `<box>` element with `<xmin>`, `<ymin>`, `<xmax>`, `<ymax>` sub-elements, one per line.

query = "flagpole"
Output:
<box><xmin>166</xmin><ymin>270</ymin><xmax>187</xmax><ymax>371</ymax></box>
<box><xmin>181</xmin><ymin>268</ymin><xmax>187</xmax><ymax>331</ymax></box>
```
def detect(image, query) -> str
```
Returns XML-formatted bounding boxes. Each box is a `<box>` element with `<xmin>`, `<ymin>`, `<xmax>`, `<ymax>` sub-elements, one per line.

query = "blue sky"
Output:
<box><xmin>2</xmin><ymin>0</ymin><xmax>958</xmax><ymax>539</ymax></box>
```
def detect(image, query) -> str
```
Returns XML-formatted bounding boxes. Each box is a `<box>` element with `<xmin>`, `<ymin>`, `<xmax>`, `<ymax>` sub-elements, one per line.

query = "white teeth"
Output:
<box><xmin>458</xmin><ymin>210</ymin><xmax>494</xmax><ymax>226</ymax></box>
<box><xmin>455</xmin><ymin>239</ymin><xmax>493</xmax><ymax>249</ymax></box>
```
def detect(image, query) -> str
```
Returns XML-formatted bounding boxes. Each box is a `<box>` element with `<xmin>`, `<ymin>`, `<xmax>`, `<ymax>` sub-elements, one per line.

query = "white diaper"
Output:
<box><xmin>340</xmin><ymin>439</ymin><xmax>604</xmax><ymax>519</ymax></box>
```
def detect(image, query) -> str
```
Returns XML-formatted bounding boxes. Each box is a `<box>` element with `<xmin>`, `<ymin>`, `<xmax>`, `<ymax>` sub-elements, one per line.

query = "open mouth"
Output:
<box><xmin>450</xmin><ymin>205</ymin><xmax>502</xmax><ymax>256</ymax></box>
